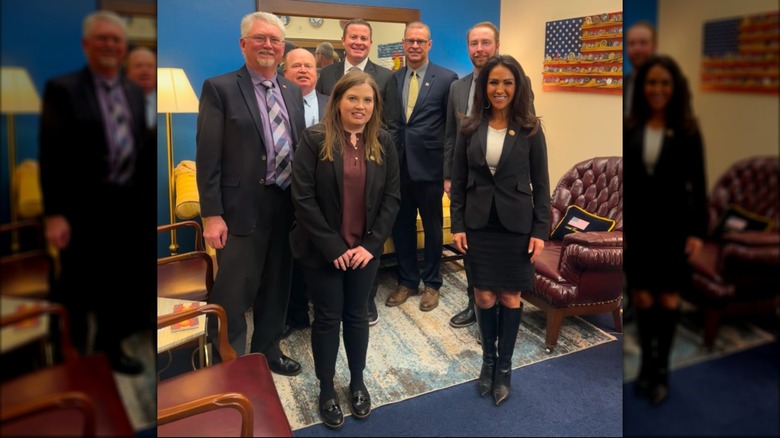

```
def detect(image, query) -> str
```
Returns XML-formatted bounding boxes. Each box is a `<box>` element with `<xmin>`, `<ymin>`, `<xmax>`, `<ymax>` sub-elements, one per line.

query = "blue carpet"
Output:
<box><xmin>624</xmin><ymin>340</ymin><xmax>779</xmax><ymax>437</ymax></box>
<box><xmin>295</xmin><ymin>313</ymin><xmax>623</xmax><ymax>437</ymax></box>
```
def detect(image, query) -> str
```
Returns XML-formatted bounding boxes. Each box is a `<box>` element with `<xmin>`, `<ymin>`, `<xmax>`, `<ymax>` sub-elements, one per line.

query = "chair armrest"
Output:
<box><xmin>559</xmin><ymin>231</ymin><xmax>623</xmax><ymax>285</ymax></box>
<box><xmin>1</xmin><ymin>391</ymin><xmax>96</xmax><ymax>436</ymax></box>
<box><xmin>722</xmin><ymin>230</ymin><xmax>780</xmax><ymax>247</ymax></box>
<box><xmin>157</xmin><ymin>220</ymin><xmax>204</xmax><ymax>251</ymax></box>
<box><xmin>0</xmin><ymin>302</ymin><xmax>79</xmax><ymax>362</ymax></box>
<box><xmin>158</xmin><ymin>393</ymin><xmax>253</xmax><ymax>438</ymax></box>
<box><xmin>157</xmin><ymin>303</ymin><xmax>236</xmax><ymax>361</ymax></box>
<box><xmin>719</xmin><ymin>232</ymin><xmax>780</xmax><ymax>279</ymax></box>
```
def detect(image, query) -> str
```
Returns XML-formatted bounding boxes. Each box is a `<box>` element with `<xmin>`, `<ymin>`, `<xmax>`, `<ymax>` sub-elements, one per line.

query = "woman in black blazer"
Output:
<box><xmin>290</xmin><ymin>71</ymin><xmax>400</xmax><ymax>429</ymax></box>
<box><xmin>450</xmin><ymin>55</ymin><xmax>550</xmax><ymax>406</ymax></box>
<box><xmin>624</xmin><ymin>55</ymin><xmax>708</xmax><ymax>405</ymax></box>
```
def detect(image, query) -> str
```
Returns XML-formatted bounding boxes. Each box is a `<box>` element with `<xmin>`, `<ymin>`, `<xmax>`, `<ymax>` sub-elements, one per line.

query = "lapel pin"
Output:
<box><xmin>508</xmin><ymin>130</ymin><xmax>516</xmax><ymax>136</ymax></box>
<box><xmin>425</xmin><ymin>82</ymin><xmax>430</xmax><ymax>87</ymax></box>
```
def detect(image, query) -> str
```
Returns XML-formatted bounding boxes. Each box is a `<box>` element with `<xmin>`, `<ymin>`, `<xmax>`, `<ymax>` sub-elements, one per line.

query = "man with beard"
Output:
<box><xmin>196</xmin><ymin>11</ymin><xmax>305</xmax><ymax>376</ymax></box>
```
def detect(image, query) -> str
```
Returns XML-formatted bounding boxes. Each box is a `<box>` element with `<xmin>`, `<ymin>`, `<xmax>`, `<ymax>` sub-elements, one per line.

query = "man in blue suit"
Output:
<box><xmin>386</xmin><ymin>22</ymin><xmax>458</xmax><ymax>312</ymax></box>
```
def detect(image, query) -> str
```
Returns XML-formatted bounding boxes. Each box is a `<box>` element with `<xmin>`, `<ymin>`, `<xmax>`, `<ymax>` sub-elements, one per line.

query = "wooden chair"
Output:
<box><xmin>157</xmin><ymin>221</ymin><xmax>215</xmax><ymax>301</ymax></box>
<box><xmin>0</xmin><ymin>219</ymin><xmax>54</xmax><ymax>299</ymax></box>
<box><xmin>0</xmin><ymin>303</ymin><xmax>134</xmax><ymax>436</ymax></box>
<box><xmin>157</xmin><ymin>303</ymin><xmax>293</xmax><ymax>437</ymax></box>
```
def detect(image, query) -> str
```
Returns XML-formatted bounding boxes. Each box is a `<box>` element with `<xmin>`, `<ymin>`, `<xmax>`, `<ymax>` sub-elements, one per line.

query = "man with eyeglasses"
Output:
<box><xmin>196</xmin><ymin>11</ymin><xmax>306</xmax><ymax>377</ymax></box>
<box><xmin>443</xmin><ymin>22</ymin><xmax>535</xmax><ymax>330</ymax></box>
<box><xmin>39</xmin><ymin>10</ymin><xmax>154</xmax><ymax>375</ymax></box>
<box><xmin>316</xmin><ymin>18</ymin><xmax>401</xmax><ymax>326</ymax></box>
<box><xmin>279</xmin><ymin>47</ymin><xmax>329</xmax><ymax>340</ymax></box>
<box><xmin>385</xmin><ymin>22</ymin><xmax>457</xmax><ymax>314</ymax></box>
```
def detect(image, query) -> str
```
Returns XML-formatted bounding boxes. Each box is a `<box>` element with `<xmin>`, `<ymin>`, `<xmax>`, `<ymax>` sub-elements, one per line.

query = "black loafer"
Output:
<box><xmin>267</xmin><ymin>354</ymin><xmax>302</xmax><ymax>376</ymax></box>
<box><xmin>350</xmin><ymin>389</ymin><xmax>371</xmax><ymax>419</ymax></box>
<box><xmin>367</xmin><ymin>299</ymin><xmax>379</xmax><ymax>326</ymax></box>
<box><xmin>319</xmin><ymin>398</ymin><xmax>344</xmax><ymax>430</ymax></box>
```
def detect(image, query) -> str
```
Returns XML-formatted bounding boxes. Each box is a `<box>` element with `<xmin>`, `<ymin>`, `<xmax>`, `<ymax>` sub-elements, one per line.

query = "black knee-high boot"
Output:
<box><xmin>475</xmin><ymin>303</ymin><xmax>498</xmax><ymax>397</ymax></box>
<box><xmin>634</xmin><ymin>306</ymin><xmax>657</xmax><ymax>396</ymax></box>
<box><xmin>650</xmin><ymin>305</ymin><xmax>679</xmax><ymax>405</ymax></box>
<box><xmin>493</xmin><ymin>304</ymin><xmax>523</xmax><ymax>406</ymax></box>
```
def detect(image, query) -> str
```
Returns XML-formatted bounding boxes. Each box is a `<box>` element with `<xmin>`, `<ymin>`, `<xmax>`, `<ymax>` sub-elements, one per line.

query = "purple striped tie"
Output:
<box><xmin>260</xmin><ymin>80</ymin><xmax>292</xmax><ymax>190</ymax></box>
<box><xmin>104</xmin><ymin>82</ymin><xmax>135</xmax><ymax>185</ymax></box>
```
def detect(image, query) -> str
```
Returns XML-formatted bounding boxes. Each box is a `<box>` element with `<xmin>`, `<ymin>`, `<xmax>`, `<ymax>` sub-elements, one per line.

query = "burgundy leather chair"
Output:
<box><xmin>524</xmin><ymin>157</ymin><xmax>623</xmax><ymax>353</ymax></box>
<box><xmin>157</xmin><ymin>304</ymin><xmax>293</xmax><ymax>437</ymax></box>
<box><xmin>686</xmin><ymin>156</ymin><xmax>780</xmax><ymax>348</ymax></box>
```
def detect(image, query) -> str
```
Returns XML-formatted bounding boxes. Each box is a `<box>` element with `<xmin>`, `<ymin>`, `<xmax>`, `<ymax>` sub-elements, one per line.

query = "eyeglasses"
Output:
<box><xmin>403</xmin><ymin>38</ymin><xmax>429</xmax><ymax>46</ymax></box>
<box><xmin>243</xmin><ymin>34</ymin><xmax>285</xmax><ymax>47</ymax></box>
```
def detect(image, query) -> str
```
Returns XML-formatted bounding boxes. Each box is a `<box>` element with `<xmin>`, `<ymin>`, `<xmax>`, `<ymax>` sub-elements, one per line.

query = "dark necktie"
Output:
<box><xmin>260</xmin><ymin>80</ymin><xmax>292</xmax><ymax>190</ymax></box>
<box><xmin>104</xmin><ymin>82</ymin><xmax>135</xmax><ymax>185</ymax></box>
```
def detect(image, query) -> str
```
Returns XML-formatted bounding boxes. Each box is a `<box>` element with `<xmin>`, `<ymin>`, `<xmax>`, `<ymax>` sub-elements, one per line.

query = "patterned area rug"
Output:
<box><xmin>267</xmin><ymin>259</ymin><xmax>617</xmax><ymax>431</ymax></box>
<box><xmin>622</xmin><ymin>301</ymin><xmax>776</xmax><ymax>382</ymax></box>
<box><xmin>114</xmin><ymin>330</ymin><xmax>157</xmax><ymax>432</ymax></box>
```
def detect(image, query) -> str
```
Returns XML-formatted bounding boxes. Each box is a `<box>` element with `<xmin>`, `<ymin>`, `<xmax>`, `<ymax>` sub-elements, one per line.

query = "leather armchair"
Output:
<box><xmin>524</xmin><ymin>157</ymin><xmax>623</xmax><ymax>353</ymax></box>
<box><xmin>686</xmin><ymin>156</ymin><xmax>780</xmax><ymax>348</ymax></box>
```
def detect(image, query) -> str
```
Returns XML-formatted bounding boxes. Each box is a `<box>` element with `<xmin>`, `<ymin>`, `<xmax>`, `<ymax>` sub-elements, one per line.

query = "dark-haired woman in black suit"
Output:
<box><xmin>450</xmin><ymin>54</ymin><xmax>550</xmax><ymax>406</ymax></box>
<box><xmin>624</xmin><ymin>55</ymin><xmax>708</xmax><ymax>405</ymax></box>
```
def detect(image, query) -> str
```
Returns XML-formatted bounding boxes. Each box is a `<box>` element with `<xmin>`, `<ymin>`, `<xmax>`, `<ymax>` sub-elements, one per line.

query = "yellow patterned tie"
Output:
<box><xmin>406</xmin><ymin>71</ymin><xmax>418</xmax><ymax>121</ymax></box>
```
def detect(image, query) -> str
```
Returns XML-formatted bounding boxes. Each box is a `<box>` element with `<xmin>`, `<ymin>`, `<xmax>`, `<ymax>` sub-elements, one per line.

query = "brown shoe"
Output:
<box><xmin>386</xmin><ymin>285</ymin><xmax>416</xmax><ymax>307</ymax></box>
<box><xmin>419</xmin><ymin>287</ymin><xmax>440</xmax><ymax>311</ymax></box>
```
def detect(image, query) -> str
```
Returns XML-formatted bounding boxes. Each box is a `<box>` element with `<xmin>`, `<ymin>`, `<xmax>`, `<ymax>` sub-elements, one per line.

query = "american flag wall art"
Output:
<box><xmin>701</xmin><ymin>11</ymin><xmax>779</xmax><ymax>94</ymax></box>
<box><xmin>542</xmin><ymin>11</ymin><xmax>624</xmax><ymax>95</ymax></box>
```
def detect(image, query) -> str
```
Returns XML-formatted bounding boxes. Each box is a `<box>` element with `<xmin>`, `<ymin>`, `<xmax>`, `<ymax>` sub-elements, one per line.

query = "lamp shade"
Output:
<box><xmin>157</xmin><ymin>68</ymin><xmax>199</xmax><ymax>113</ymax></box>
<box><xmin>1</xmin><ymin>67</ymin><xmax>41</xmax><ymax>114</ymax></box>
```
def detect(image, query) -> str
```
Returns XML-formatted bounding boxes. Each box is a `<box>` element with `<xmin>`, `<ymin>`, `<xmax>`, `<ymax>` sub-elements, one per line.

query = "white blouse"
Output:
<box><xmin>643</xmin><ymin>125</ymin><xmax>664</xmax><ymax>175</ymax></box>
<box><xmin>486</xmin><ymin>126</ymin><xmax>507</xmax><ymax>175</ymax></box>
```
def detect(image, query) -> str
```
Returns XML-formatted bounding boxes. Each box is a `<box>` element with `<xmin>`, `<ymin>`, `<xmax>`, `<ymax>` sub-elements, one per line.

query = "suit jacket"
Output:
<box><xmin>624</xmin><ymin>123</ymin><xmax>708</xmax><ymax>244</ymax></box>
<box><xmin>315</xmin><ymin>91</ymin><xmax>328</xmax><ymax>123</ymax></box>
<box><xmin>394</xmin><ymin>62</ymin><xmax>458</xmax><ymax>182</ymax></box>
<box><xmin>444</xmin><ymin>73</ymin><xmax>536</xmax><ymax>179</ymax></box>
<box><xmin>316</xmin><ymin>59</ymin><xmax>401</xmax><ymax>149</ymax></box>
<box><xmin>196</xmin><ymin>65</ymin><xmax>306</xmax><ymax>235</ymax></box>
<box><xmin>450</xmin><ymin>121</ymin><xmax>550</xmax><ymax>240</ymax></box>
<box><xmin>290</xmin><ymin>127</ymin><xmax>401</xmax><ymax>268</ymax></box>
<box><xmin>39</xmin><ymin>66</ymin><xmax>150</xmax><ymax>220</ymax></box>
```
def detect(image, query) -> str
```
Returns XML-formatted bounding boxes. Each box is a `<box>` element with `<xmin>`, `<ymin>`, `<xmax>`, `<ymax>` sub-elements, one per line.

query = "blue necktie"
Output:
<box><xmin>104</xmin><ymin>82</ymin><xmax>135</xmax><ymax>185</ymax></box>
<box><xmin>260</xmin><ymin>80</ymin><xmax>292</xmax><ymax>190</ymax></box>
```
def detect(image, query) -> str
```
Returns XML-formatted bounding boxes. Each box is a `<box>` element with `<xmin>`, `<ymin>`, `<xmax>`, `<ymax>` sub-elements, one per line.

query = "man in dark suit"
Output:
<box><xmin>386</xmin><ymin>22</ymin><xmax>458</xmax><ymax>312</ymax></box>
<box><xmin>316</xmin><ymin>18</ymin><xmax>401</xmax><ymax>325</ymax></box>
<box><xmin>443</xmin><ymin>22</ymin><xmax>535</xmax><ymax>329</ymax></box>
<box><xmin>39</xmin><ymin>10</ymin><xmax>155</xmax><ymax>374</ymax></box>
<box><xmin>280</xmin><ymin>47</ymin><xmax>328</xmax><ymax>339</ymax></box>
<box><xmin>196</xmin><ymin>11</ymin><xmax>306</xmax><ymax>376</ymax></box>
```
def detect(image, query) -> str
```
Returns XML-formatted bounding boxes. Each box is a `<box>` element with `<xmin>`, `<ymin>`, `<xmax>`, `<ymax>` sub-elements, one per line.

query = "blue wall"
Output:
<box><xmin>156</xmin><ymin>0</ymin><xmax>500</xmax><ymax>256</ymax></box>
<box><xmin>1</xmin><ymin>0</ymin><xmax>96</xmax><ymax>224</ymax></box>
<box><xmin>623</xmin><ymin>0</ymin><xmax>658</xmax><ymax>74</ymax></box>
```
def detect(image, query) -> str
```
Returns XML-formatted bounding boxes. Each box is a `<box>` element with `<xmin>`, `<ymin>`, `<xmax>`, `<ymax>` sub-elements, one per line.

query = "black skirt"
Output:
<box><xmin>465</xmin><ymin>201</ymin><xmax>534</xmax><ymax>292</ymax></box>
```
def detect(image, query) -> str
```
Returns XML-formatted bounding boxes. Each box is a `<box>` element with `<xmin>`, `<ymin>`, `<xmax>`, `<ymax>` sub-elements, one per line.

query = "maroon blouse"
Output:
<box><xmin>340</xmin><ymin>131</ymin><xmax>367</xmax><ymax>248</ymax></box>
